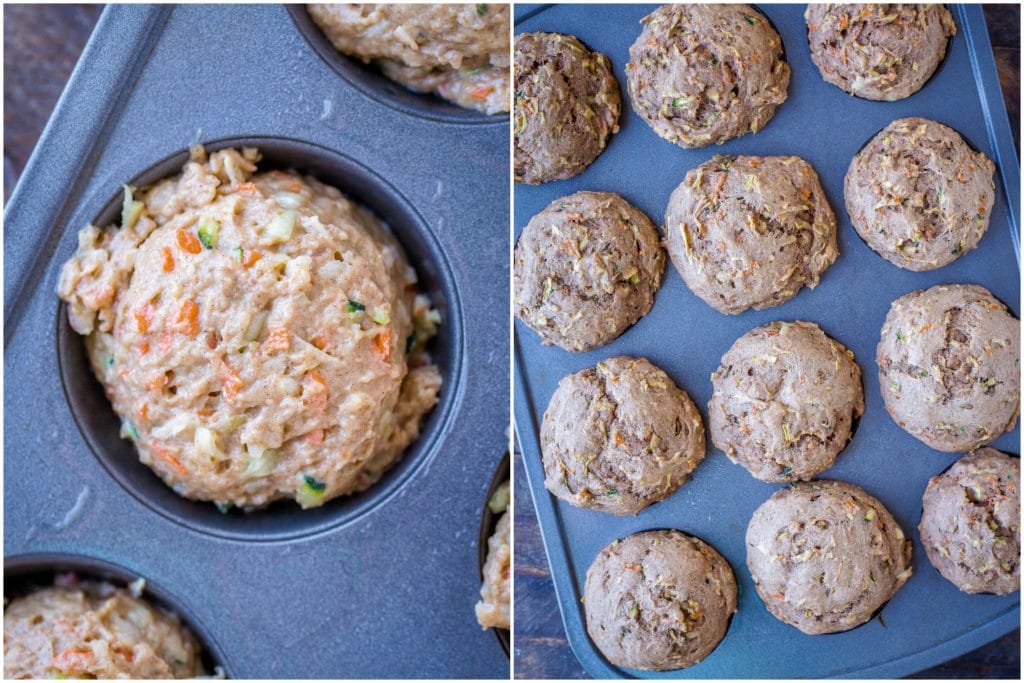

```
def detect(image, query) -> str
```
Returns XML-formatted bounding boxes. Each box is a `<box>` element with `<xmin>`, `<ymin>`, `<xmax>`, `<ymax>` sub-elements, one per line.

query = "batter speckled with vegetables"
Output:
<box><xmin>919</xmin><ymin>448</ymin><xmax>1020</xmax><ymax>595</ymax></box>
<box><xmin>540</xmin><ymin>356</ymin><xmax>705</xmax><ymax>516</ymax></box>
<box><xmin>583</xmin><ymin>530</ymin><xmax>737</xmax><ymax>671</ymax></box>
<box><xmin>58</xmin><ymin>147</ymin><xmax>441</xmax><ymax>510</ymax></box>
<box><xmin>664</xmin><ymin>155</ymin><xmax>838</xmax><ymax>315</ymax></box>
<box><xmin>709</xmin><ymin>321</ymin><xmax>864</xmax><ymax>483</ymax></box>
<box><xmin>806</xmin><ymin>4</ymin><xmax>956</xmax><ymax>101</ymax></box>
<box><xmin>308</xmin><ymin>3</ymin><xmax>509</xmax><ymax>114</ymax></box>
<box><xmin>746</xmin><ymin>480</ymin><xmax>912</xmax><ymax>635</ymax></box>
<box><xmin>514</xmin><ymin>32</ymin><xmax>621</xmax><ymax>184</ymax></box>
<box><xmin>627</xmin><ymin>4</ymin><xmax>790</xmax><ymax>148</ymax></box>
<box><xmin>877</xmin><ymin>284</ymin><xmax>1019</xmax><ymax>452</ymax></box>
<box><xmin>845</xmin><ymin>117</ymin><xmax>995</xmax><ymax>271</ymax></box>
<box><xmin>514</xmin><ymin>191</ymin><xmax>664</xmax><ymax>352</ymax></box>
<box><xmin>476</xmin><ymin>480</ymin><xmax>510</xmax><ymax>630</ymax></box>
<box><xmin>4</xmin><ymin>575</ymin><xmax>206</xmax><ymax>679</ymax></box>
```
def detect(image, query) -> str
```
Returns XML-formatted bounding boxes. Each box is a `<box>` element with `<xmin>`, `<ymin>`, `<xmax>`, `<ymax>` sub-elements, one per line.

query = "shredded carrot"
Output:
<box><xmin>303</xmin><ymin>369</ymin><xmax>327</xmax><ymax>412</ymax></box>
<box><xmin>177</xmin><ymin>229</ymin><xmax>201</xmax><ymax>254</ymax></box>
<box><xmin>305</xmin><ymin>429</ymin><xmax>325</xmax><ymax>445</ymax></box>
<box><xmin>614</xmin><ymin>432</ymin><xmax>625</xmax><ymax>446</ymax></box>
<box><xmin>748</xmin><ymin>158</ymin><xmax>761</xmax><ymax>167</ymax></box>
<box><xmin>206</xmin><ymin>332</ymin><xmax>218</xmax><ymax>350</ymax></box>
<box><xmin>623</xmin><ymin>563</ymin><xmax>642</xmax><ymax>572</ymax></box>
<box><xmin>152</xmin><ymin>443</ymin><xmax>189</xmax><ymax>477</ymax></box>
<box><xmin>800</xmin><ymin>187</ymin><xmax>812</xmax><ymax>201</ymax></box>
<box><xmin>53</xmin><ymin>647</ymin><xmax>94</xmax><ymax>673</ymax></box>
<box><xmin>138</xmin><ymin>403</ymin><xmax>149</xmax><ymax>422</ymax></box>
<box><xmin>373</xmin><ymin>328</ymin><xmax>393</xmax><ymax>359</ymax></box>
<box><xmin>918</xmin><ymin>322</ymin><xmax>934</xmax><ymax>334</ymax></box>
<box><xmin>266</xmin><ymin>327</ymin><xmax>290</xmax><ymax>351</ymax></box>
<box><xmin>176</xmin><ymin>299</ymin><xmax>199</xmax><ymax>338</ymax></box>
<box><xmin>236</xmin><ymin>181</ymin><xmax>259</xmax><ymax>193</ymax></box>
<box><xmin>244</xmin><ymin>250</ymin><xmax>262</xmax><ymax>268</ymax></box>
<box><xmin>221</xmin><ymin>361</ymin><xmax>243</xmax><ymax>400</ymax></box>
<box><xmin>470</xmin><ymin>86</ymin><xmax>495</xmax><ymax>100</ymax></box>
<box><xmin>197</xmin><ymin>405</ymin><xmax>214</xmax><ymax>417</ymax></box>
<box><xmin>307</xmin><ymin>368</ymin><xmax>326</xmax><ymax>386</ymax></box>
<box><xmin>161</xmin><ymin>246</ymin><xmax>175</xmax><ymax>272</ymax></box>
<box><xmin>134</xmin><ymin>304</ymin><xmax>154</xmax><ymax>334</ymax></box>
<box><xmin>839</xmin><ymin>14</ymin><xmax>849</xmax><ymax>30</ymax></box>
<box><xmin>147</xmin><ymin>374</ymin><xmax>168</xmax><ymax>391</ymax></box>
<box><xmin>311</xmin><ymin>334</ymin><xmax>328</xmax><ymax>350</ymax></box>
<box><xmin>139</xmin><ymin>340</ymin><xmax>150</xmax><ymax>355</ymax></box>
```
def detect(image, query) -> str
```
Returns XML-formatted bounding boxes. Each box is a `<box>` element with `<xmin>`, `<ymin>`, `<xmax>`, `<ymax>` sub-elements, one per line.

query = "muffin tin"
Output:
<box><xmin>4</xmin><ymin>4</ymin><xmax>508</xmax><ymax>677</ymax></box>
<box><xmin>513</xmin><ymin>4</ymin><xmax>1020</xmax><ymax>679</ymax></box>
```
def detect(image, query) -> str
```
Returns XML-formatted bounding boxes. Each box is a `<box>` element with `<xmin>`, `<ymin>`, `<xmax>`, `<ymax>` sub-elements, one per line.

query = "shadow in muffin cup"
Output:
<box><xmin>56</xmin><ymin>136</ymin><xmax>463</xmax><ymax>543</ymax></box>
<box><xmin>4</xmin><ymin>553</ymin><xmax>230</xmax><ymax>677</ymax></box>
<box><xmin>286</xmin><ymin>5</ymin><xmax>508</xmax><ymax>126</ymax></box>
<box><xmin>478</xmin><ymin>451</ymin><xmax>511</xmax><ymax>656</ymax></box>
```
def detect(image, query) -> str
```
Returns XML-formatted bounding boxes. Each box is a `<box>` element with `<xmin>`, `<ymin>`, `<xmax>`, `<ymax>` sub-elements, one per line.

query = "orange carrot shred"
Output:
<box><xmin>244</xmin><ymin>250</ymin><xmax>262</xmax><ymax>268</ymax></box>
<box><xmin>152</xmin><ymin>443</ymin><xmax>189</xmax><ymax>477</ymax></box>
<box><xmin>176</xmin><ymin>299</ymin><xmax>199</xmax><ymax>339</ymax></box>
<box><xmin>177</xmin><ymin>229</ymin><xmax>201</xmax><ymax>254</ymax></box>
<box><xmin>373</xmin><ymin>328</ymin><xmax>392</xmax><ymax>359</ymax></box>
<box><xmin>305</xmin><ymin>429</ymin><xmax>325</xmax><ymax>445</ymax></box>
<box><xmin>470</xmin><ymin>86</ymin><xmax>495</xmax><ymax>100</ymax></box>
<box><xmin>221</xmin><ymin>361</ymin><xmax>243</xmax><ymax>400</ymax></box>
<box><xmin>134</xmin><ymin>304</ymin><xmax>154</xmax><ymax>334</ymax></box>
<box><xmin>161</xmin><ymin>246</ymin><xmax>175</xmax><ymax>272</ymax></box>
<box><xmin>266</xmin><ymin>327</ymin><xmax>290</xmax><ymax>351</ymax></box>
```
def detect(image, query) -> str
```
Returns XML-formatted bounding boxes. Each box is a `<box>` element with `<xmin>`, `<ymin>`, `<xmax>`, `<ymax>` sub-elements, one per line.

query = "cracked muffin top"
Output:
<box><xmin>845</xmin><ymin>117</ymin><xmax>995</xmax><ymax>271</ymax></box>
<box><xmin>806</xmin><ymin>4</ymin><xmax>956</xmax><ymax>101</ymax></box>
<box><xmin>665</xmin><ymin>155</ymin><xmax>838</xmax><ymax>314</ymax></box>
<box><xmin>919</xmin><ymin>448</ymin><xmax>1020</xmax><ymax>595</ymax></box>
<box><xmin>627</xmin><ymin>4</ymin><xmax>790</xmax><ymax>148</ymax></box>
<box><xmin>584</xmin><ymin>530</ymin><xmax>737</xmax><ymax>670</ymax></box>
<box><xmin>877</xmin><ymin>284</ymin><xmax>1019</xmax><ymax>452</ymax></box>
<box><xmin>514</xmin><ymin>191</ymin><xmax>664</xmax><ymax>352</ymax></box>
<box><xmin>540</xmin><ymin>356</ymin><xmax>705</xmax><ymax>515</ymax></box>
<box><xmin>746</xmin><ymin>480</ymin><xmax>912</xmax><ymax>634</ymax></box>
<box><xmin>709</xmin><ymin>321</ymin><xmax>864</xmax><ymax>483</ymax></box>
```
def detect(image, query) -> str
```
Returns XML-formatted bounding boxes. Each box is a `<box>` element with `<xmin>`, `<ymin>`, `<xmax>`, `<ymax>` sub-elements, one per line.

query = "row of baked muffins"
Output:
<box><xmin>515</xmin><ymin>4</ymin><xmax>956</xmax><ymax>182</ymax></box>
<box><xmin>513</xmin><ymin>3</ymin><xmax>1018</xmax><ymax>673</ymax></box>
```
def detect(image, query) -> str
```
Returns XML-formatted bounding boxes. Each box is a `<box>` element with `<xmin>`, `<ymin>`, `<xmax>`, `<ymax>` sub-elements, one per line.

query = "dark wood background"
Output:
<box><xmin>513</xmin><ymin>5</ymin><xmax>1021</xmax><ymax>679</ymax></box>
<box><xmin>3</xmin><ymin>3</ymin><xmax>1020</xmax><ymax>680</ymax></box>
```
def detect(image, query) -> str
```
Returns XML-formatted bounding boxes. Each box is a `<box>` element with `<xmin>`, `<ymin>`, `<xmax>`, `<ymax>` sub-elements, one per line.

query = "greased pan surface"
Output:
<box><xmin>513</xmin><ymin>4</ymin><xmax>1019</xmax><ymax>679</ymax></box>
<box><xmin>4</xmin><ymin>4</ymin><xmax>508</xmax><ymax>678</ymax></box>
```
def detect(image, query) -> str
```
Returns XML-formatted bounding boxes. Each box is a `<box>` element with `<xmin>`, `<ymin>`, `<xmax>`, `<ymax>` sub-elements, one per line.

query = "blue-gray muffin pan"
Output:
<box><xmin>513</xmin><ymin>4</ymin><xmax>1020</xmax><ymax>679</ymax></box>
<box><xmin>4</xmin><ymin>4</ymin><xmax>508</xmax><ymax>678</ymax></box>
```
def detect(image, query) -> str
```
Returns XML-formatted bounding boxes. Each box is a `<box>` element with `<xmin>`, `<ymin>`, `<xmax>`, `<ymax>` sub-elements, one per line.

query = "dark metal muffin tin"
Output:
<box><xmin>4</xmin><ymin>4</ymin><xmax>508</xmax><ymax>678</ymax></box>
<box><xmin>514</xmin><ymin>4</ymin><xmax>1020</xmax><ymax>679</ymax></box>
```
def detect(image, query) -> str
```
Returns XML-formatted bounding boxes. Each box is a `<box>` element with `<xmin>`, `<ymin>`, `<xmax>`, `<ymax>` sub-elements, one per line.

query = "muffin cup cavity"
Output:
<box><xmin>4</xmin><ymin>553</ymin><xmax>230</xmax><ymax>677</ymax></box>
<box><xmin>477</xmin><ymin>451</ymin><xmax>511</xmax><ymax>656</ymax></box>
<box><xmin>287</xmin><ymin>5</ymin><xmax>507</xmax><ymax>126</ymax></box>
<box><xmin>57</xmin><ymin>136</ymin><xmax>463</xmax><ymax>543</ymax></box>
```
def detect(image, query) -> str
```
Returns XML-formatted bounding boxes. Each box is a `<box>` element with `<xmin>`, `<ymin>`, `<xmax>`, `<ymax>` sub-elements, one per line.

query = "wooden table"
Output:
<box><xmin>514</xmin><ymin>5</ymin><xmax>1020</xmax><ymax>678</ymax></box>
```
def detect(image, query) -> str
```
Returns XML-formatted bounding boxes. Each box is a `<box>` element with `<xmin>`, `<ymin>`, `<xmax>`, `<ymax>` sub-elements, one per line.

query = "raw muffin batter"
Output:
<box><xmin>308</xmin><ymin>4</ymin><xmax>510</xmax><ymax>114</ymax></box>
<box><xmin>476</xmin><ymin>480</ymin><xmax>511</xmax><ymax>630</ymax></box>
<box><xmin>845</xmin><ymin>117</ymin><xmax>996</xmax><ymax>270</ymax></box>
<box><xmin>58</xmin><ymin>147</ymin><xmax>441</xmax><ymax>510</ymax></box>
<box><xmin>627</xmin><ymin>4</ymin><xmax>790</xmax><ymax>148</ymax></box>
<box><xmin>746</xmin><ymin>480</ymin><xmax>912</xmax><ymax>635</ymax></box>
<box><xmin>877</xmin><ymin>284</ymin><xmax>1019</xmax><ymax>452</ymax></box>
<box><xmin>665</xmin><ymin>155</ymin><xmax>838</xmax><ymax>314</ymax></box>
<box><xmin>919</xmin><ymin>448</ymin><xmax>1020</xmax><ymax>595</ymax></box>
<box><xmin>540</xmin><ymin>356</ymin><xmax>705</xmax><ymax>515</ymax></box>
<box><xmin>583</xmin><ymin>530</ymin><xmax>737</xmax><ymax>671</ymax></box>
<box><xmin>514</xmin><ymin>191</ymin><xmax>664</xmax><ymax>351</ymax></box>
<box><xmin>4</xmin><ymin>575</ymin><xmax>205</xmax><ymax>679</ymax></box>
<box><xmin>709</xmin><ymin>321</ymin><xmax>864</xmax><ymax>483</ymax></box>
<box><xmin>514</xmin><ymin>32</ymin><xmax>621</xmax><ymax>184</ymax></box>
<box><xmin>806</xmin><ymin>4</ymin><xmax>956</xmax><ymax>101</ymax></box>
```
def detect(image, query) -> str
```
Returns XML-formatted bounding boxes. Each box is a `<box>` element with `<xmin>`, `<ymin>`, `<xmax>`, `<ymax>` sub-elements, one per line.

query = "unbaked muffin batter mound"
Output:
<box><xmin>59</xmin><ymin>147</ymin><xmax>441</xmax><ymax>510</ymax></box>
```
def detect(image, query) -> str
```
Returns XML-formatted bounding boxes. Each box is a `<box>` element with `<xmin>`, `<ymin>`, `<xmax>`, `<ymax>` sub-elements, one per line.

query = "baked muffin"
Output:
<box><xmin>920</xmin><ymin>448</ymin><xmax>1020</xmax><ymax>595</ymax></box>
<box><xmin>664</xmin><ymin>155</ymin><xmax>838</xmax><ymax>314</ymax></box>
<box><xmin>540</xmin><ymin>356</ymin><xmax>705</xmax><ymax>515</ymax></box>
<box><xmin>877</xmin><ymin>284</ymin><xmax>1020</xmax><ymax>452</ymax></box>
<box><xmin>806</xmin><ymin>4</ymin><xmax>956</xmax><ymax>101</ymax></box>
<box><xmin>746</xmin><ymin>480</ymin><xmax>913</xmax><ymax>635</ymax></box>
<box><xmin>514</xmin><ymin>191</ymin><xmax>664</xmax><ymax>351</ymax></box>
<box><xmin>58</xmin><ymin>147</ymin><xmax>442</xmax><ymax>510</ymax></box>
<box><xmin>627</xmin><ymin>4</ymin><xmax>790</xmax><ymax>148</ymax></box>
<box><xmin>845</xmin><ymin>117</ymin><xmax>996</xmax><ymax>270</ymax></box>
<box><xmin>514</xmin><ymin>32</ymin><xmax>621</xmax><ymax>183</ymax></box>
<box><xmin>584</xmin><ymin>530</ymin><xmax>737</xmax><ymax>670</ymax></box>
<box><xmin>4</xmin><ymin>576</ymin><xmax>206</xmax><ymax>679</ymax></box>
<box><xmin>308</xmin><ymin>3</ymin><xmax>510</xmax><ymax>114</ymax></box>
<box><xmin>709</xmin><ymin>321</ymin><xmax>864</xmax><ymax>482</ymax></box>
